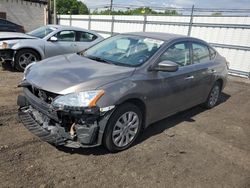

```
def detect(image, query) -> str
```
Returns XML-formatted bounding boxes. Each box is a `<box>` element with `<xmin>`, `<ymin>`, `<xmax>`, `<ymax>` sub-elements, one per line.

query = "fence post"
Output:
<box><xmin>111</xmin><ymin>15</ymin><xmax>115</xmax><ymax>35</ymax></box>
<box><xmin>69</xmin><ymin>14</ymin><xmax>72</xmax><ymax>26</ymax></box>
<box><xmin>143</xmin><ymin>15</ymin><xmax>147</xmax><ymax>32</ymax></box>
<box><xmin>188</xmin><ymin>5</ymin><xmax>194</xmax><ymax>36</ymax></box>
<box><xmin>88</xmin><ymin>15</ymin><xmax>91</xmax><ymax>30</ymax></box>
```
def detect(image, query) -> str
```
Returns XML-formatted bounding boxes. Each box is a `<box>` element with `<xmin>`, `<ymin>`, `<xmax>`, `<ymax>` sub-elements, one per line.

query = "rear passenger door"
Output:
<box><xmin>190</xmin><ymin>42</ymin><xmax>215</xmax><ymax>102</ymax></box>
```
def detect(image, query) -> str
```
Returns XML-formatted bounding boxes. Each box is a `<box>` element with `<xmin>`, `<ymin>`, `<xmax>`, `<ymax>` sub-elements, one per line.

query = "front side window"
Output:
<box><xmin>83</xmin><ymin>35</ymin><xmax>164</xmax><ymax>67</ymax></box>
<box><xmin>54</xmin><ymin>30</ymin><xmax>76</xmax><ymax>42</ymax></box>
<box><xmin>158</xmin><ymin>42</ymin><xmax>190</xmax><ymax>66</ymax></box>
<box><xmin>192</xmin><ymin>43</ymin><xmax>210</xmax><ymax>64</ymax></box>
<box><xmin>28</xmin><ymin>26</ymin><xmax>56</xmax><ymax>39</ymax></box>
<box><xmin>79</xmin><ymin>32</ymin><xmax>97</xmax><ymax>42</ymax></box>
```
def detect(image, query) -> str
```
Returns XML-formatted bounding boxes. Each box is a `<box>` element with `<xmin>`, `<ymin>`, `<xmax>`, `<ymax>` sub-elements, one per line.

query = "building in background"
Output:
<box><xmin>0</xmin><ymin>0</ymin><xmax>48</xmax><ymax>32</ymax></box>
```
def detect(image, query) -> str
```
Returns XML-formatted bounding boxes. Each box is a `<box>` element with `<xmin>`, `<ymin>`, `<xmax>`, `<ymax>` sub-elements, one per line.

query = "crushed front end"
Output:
<box><xmin>0</xmin><ymin>42</ymin><xmax>15</xmax><ymax>64</ymax></box>
<box><xmin>17</xmin><ymin>85</ymin><xmax>114</xmax><ymax>148</ymax></box>
<box><xmin>0</xmin><ymin>49</ymin><xmax>14</xmax><ymax>63</ymax></box>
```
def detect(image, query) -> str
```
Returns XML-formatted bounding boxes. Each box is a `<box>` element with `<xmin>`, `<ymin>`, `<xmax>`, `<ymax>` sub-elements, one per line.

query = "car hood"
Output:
<box><xmin>25</xmin><ymin>53</ymin><xmax>135</xmax><ymax>94</ymax></box>
<box><xmin>0</xmin><ymin>32</ymin><xmax>36</xmax><ymax>41</ymax></box>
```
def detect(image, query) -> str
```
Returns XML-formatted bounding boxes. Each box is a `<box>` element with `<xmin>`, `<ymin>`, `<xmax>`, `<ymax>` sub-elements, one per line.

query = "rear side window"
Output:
<box><xmin>78</xmin><ymin>32</ymin><xmax>97</xmax><ymax>42</ymax></box>
<box><xmin>192</xmin><ymin>43</ymin><xmax>210</xmax><ymax>64</ymax></box>
<box><xmin>158</xmin><ymin>42</ymin><xmax>191</xmax><ymax>66</ymax></box>
<box><xmin>0</xmin><ymin>19</ymin><xmax>14</xmax><ymax>25</ymax></box>
<box><xmin>209</xmin><ymin>47</ymin><xmax>217</xmax><ymax>60</ymax></box>
<box><xmin>5</xmin><ymin>20</ymin><xmax>14</xmax><ymax>25</ymax></box>
<box><xmin>55</xmin><ymin>30</ymin><xmax>76</xmax><ymax>42</ymax></box>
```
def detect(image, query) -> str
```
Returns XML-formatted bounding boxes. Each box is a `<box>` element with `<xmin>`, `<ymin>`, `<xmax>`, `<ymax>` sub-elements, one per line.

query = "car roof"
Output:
<box><xmin>47</xmin><ymin>24</ymin><xmax>92</xmax><ymax>32</ymax></box>
<box><xmin>124</xmin><ymin>32</ymin><xmax>188</xmax><ymax>41</ymax></box>
<box><xmin>46</xmin><ymin>24</ymin><xmax>102</xmax><ymax>37</ymax></box>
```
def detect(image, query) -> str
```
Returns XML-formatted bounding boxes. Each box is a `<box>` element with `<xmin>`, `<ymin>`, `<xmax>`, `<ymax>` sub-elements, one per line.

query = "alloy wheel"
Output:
<box><xmin>18</xmin><ymin>53</ymin><xmax>37</xmax><ymax>69</ymax></box>
<box><xmin>209</xmin><ymin>85</ymin><xmax>220</xmax><ymax>107</ymax></box>
<box><xmin>112</xmin><ymin>111</ymin><xmax>139</xmax><ymax>147</ymax></box>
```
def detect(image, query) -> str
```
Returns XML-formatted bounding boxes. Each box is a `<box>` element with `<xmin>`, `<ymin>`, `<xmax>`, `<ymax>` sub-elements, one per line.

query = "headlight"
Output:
<box><xmin>1</xmin><ymin>42</ymin><xmax>8</xmax><ymax>49</ymax></box>
<box><xmin>52</xmin><ymin>90</ymin><xmax>105</xmax><ymax>110</ymax></box>
<box><xmin>1</xmin><ymin>42</ymin><xmax>15</xmax><ymax>49</ymax></box>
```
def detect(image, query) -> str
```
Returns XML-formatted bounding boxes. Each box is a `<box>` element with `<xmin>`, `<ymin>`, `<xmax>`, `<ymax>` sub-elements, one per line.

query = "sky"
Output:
<box><xmin>81</xmin><ymin>0</ymin><xmax>250</xmax><ymax>9</ymax></box>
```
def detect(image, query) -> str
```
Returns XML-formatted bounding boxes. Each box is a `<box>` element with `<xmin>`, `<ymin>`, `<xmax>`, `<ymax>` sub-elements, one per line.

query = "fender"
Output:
<box><xmin>11</xmin><ymin>39</ymin><xmax>45</xmax><ymax>59</ymax></box>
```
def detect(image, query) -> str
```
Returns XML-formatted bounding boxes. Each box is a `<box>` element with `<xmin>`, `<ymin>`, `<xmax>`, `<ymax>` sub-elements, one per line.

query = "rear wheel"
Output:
<box><xmin>14</xmin><ymin>49</ymin><xmax>40</xmax><ymax>71</ymax></box>
<box><xmin>103</xmin><ymin>103</ymin><xmax>142</xmax><ymax>152</ymax></box>
<box><xmin>203</xmin><ymin>82</ymin><xmax>221</xmax><ymax>109</ymax></box>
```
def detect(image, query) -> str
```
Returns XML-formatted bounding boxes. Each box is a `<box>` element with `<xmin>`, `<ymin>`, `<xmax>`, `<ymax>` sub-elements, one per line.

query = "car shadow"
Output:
<box><xmin>136</xmin><ymin>92</ymin><xmax>230</xmax><ymax>145</ymax></box>
<box><xmin>56</xmin><ymin>92</ymin><xmax>231</xmax><ymax>156</ymax></box>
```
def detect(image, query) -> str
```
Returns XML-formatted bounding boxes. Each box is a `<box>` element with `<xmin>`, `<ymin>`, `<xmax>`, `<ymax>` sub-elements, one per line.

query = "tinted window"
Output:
<box><xmin>55</xmin><ymin>30</ymin><xmax>76</xmax><ymax>42</ymax></box>
<box><xmin>158</xmin><ymin>42</ymin><xmax>191</xmax><ymax>66</ymax></box>
<box><xmin>5</xmin><ymin>20</ymin><xmax>14</xmax><ymax>26</ymax></box>
<box><xmin>192</xmin><ymin>43</ymin><xmax>210</xmax><ymax>64</ymax></box>
<box><xmin>79</xmin><ymin>32</ymin><xmax>97</xmax><ymax>42</ymax></box>
<box><xmin>0</xmin><ymin>19</ymin><xmax>6</xmax><ymax>24</ymax></box>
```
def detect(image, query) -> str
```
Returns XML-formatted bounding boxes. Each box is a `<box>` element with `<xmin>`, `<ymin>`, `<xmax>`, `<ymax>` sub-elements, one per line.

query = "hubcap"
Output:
<box><xmin>112</xmin><ymin>111</ymin><xmax>139</xmax><ymax>147</ymax></box>
<box><xmin>209</xmin><ymin>85</ymin><xmax>220</xmax><ymax>106</ymax></box>
<box><xmin>18</xmin><ymin>53</ymin><xmax>37</xmax><ymax>69</ymax></box>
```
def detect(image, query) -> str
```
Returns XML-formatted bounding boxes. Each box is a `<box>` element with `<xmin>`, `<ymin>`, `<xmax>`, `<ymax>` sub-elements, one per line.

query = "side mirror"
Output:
<box><xmin>151</xmin><ymin>60</ymin><xmax>179</xmax><ymax>72</ymax></box>
<box><xmin>49</xmin><ymin>36</ymin><xmax>58</xmax><ymax>42</ymax></box>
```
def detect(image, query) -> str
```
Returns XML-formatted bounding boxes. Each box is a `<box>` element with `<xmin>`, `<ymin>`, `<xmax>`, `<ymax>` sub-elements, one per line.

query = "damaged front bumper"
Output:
<box><xmin>17</xmin><ymin>88</ymin><xmax>114</xmax><ymax>148</ymax></box>
<box><xmin>0</xmin><ymin>49</ymin><xmax>15</xmax><ymax>63</ymax></box>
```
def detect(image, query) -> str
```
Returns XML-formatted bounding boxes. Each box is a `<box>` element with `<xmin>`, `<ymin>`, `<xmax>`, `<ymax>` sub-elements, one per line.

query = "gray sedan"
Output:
<box><xmin>17</xmin><ymin>32</ymin><xmax>228</xmax><ymax>152</ymax></box>
<box><xmin>0</xmin><ymin>25</ymin><xmax>103</xmax><ymax>71</ymax></box>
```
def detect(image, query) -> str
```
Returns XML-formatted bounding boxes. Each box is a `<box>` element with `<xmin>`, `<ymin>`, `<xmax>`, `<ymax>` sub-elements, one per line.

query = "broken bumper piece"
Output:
<box><xmin>0</xmin><ymin>49</ymin><xmax>14</xmax><ymax>62</ymax></box>
<box><xmin>17</xmin><ymin>88</ymin><xmax>113</xmax><ymax>148</ymax></box>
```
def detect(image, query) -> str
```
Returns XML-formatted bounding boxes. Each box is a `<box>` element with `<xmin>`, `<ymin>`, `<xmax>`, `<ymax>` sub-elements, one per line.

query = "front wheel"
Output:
<box><xmin>103</xmin><ymin>103</ymin><xmax>142</xmax><ymax>152</ymax></box>
<box><xmin>203</xmin><ymin>82</ymin><xmax>221</xmax><ymax>109</ymax></box>
<box><xmin>14</xmin><ymin>49</ymin><xmax>40</xmax><ymax>72</ymax></box>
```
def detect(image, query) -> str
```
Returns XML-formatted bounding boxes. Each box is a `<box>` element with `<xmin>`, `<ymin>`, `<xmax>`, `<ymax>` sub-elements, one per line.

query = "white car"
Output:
<box><xmin>0</xmin><ymin>25</ymin><xmax>103</xmax><ymax>71</ymax></box>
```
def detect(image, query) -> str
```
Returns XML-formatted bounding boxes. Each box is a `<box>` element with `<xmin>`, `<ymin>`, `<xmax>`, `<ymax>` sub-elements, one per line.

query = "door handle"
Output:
<box><xmin>185</xmin><ymin>75</ymin><xmax>194</xmax><ymax>80</ymax></box>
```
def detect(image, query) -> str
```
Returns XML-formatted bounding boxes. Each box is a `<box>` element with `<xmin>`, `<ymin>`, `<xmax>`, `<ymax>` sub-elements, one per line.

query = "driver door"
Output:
<box><xmin>147</xmin><ymin>41</ymin><xmax>197</xmax><ymax>122</ymax></box>
<box><xmin>44</xmin><ymin>30</ymin><xmax>78</xmax><ymax>58</ymax></box>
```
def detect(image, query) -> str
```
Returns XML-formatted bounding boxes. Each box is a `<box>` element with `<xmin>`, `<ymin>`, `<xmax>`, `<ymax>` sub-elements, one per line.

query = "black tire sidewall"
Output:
<box><xmin>103</xmin><ymin>103</ymin><xmax>142</xmax><ymax>152</ymax></box>
<box><xmin>14</xmin><ymin>49</ymin><xmax>39</xmax><ymax>72</ymax></box>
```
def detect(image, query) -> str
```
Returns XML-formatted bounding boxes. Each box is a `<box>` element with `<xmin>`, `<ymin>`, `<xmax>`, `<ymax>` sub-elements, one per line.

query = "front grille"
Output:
<box><xmin>27</xmin><ymin>86</ymin><xmax>58</xmax><ymax>104</ymax></box>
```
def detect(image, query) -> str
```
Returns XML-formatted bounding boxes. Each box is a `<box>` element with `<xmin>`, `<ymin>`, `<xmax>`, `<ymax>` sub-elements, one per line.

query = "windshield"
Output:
<box><xmin>27</xmin><ymin>26</ymin><xmax>56</xmax><ymax>39</ymax></box>
<box><xmin>83</xmin><ymin>35</ymin><xmax>164</xmax><ymax>67</ymax></box>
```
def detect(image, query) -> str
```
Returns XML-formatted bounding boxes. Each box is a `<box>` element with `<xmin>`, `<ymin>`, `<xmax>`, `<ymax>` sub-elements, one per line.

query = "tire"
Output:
<box><xmin>14</xmin><ymin>49</ymin><xmax>40</xmax><ymax>72</ymax></box>
<box><xmin>103</xmin><ymin>103</ymin><xmax>143</xmax><ymax>152</ymax></box>
<box><xmin>203</xmin><ymin>81</ymin><xmax>221</xmax><ymax>109</ymax></box>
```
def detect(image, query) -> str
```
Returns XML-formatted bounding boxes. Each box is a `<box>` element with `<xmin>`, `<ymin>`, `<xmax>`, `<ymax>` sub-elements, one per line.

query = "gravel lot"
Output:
<box><xmin>0</xmin><ymin>66</ymin><xmax>250</xmax><ymax>188</ymax></box>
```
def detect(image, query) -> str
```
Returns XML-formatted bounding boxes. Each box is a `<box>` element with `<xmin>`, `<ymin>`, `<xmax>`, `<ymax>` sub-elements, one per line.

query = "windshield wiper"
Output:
<box><xmin>85</xmin><ymin>55</ymin><xmax>135</xmax><ymax>67</ymax></box>
<box><xmin>87</xmin><ymin>55</ymin><xmax>114</xmax><ymax>65</ymax></box>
